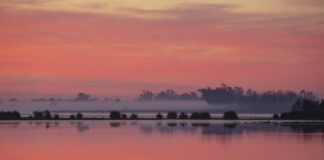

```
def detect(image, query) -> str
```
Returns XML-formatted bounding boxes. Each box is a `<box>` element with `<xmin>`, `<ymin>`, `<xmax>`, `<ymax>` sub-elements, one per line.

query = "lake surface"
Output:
<box><xmin>0</xmin><ymin>120</ymin><xmax>323</xmax><ymax>160</ymax></box>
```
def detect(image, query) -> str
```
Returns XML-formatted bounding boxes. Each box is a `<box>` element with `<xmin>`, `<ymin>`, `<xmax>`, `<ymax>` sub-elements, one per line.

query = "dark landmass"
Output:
<box><xmin>280</xmin><ymin>98</ymin><xmax>324</xmax><ymax>120</ymax></box>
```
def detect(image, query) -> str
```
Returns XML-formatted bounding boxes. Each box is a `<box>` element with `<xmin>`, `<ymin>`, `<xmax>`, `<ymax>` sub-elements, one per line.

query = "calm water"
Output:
<box><xmin>0</xmin><ymin>120</ymin><xmax>323</xmax><ymax>160</ymax></box>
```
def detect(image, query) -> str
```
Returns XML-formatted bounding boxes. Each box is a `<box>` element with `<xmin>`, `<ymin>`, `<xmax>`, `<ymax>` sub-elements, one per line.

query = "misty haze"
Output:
<box><xmin>1</xmin><ymin>0</ymin><xmax>324</xmax><ymax>160</ymax></box>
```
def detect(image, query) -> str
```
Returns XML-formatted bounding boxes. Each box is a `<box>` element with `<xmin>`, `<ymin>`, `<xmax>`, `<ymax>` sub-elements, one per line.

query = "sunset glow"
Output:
<box><xmin>1</xmin><ymin>0</ymin><xmax>324</xmax><ymax>99</ymax></box>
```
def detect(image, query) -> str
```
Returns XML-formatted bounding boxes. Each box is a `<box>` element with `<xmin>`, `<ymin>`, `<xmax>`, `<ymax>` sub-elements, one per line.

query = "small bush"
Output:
<box><xmin>121</xmin><ymin>114</ymin><xmax>127</xmax><ymax>119</ymax></box>
<box><xmin>43</xmin><ymin>110</ymin><xmax>52</xmax><ymax>119</ymax></box>
<box><xmin>167</xmin><ymin>112</ymin><xmax>178</xmax><ymax>119</ymax></box>
<box><xmin>109</xmin><ymin>111</ymin><xmax>121</xmax><ymax>119</ymax></box>
<box><xmin>76</xmin><ymin>112</ymin><xmax>83</xmax><ymax>119</ymax></box>
<box><xmin>130</xmin><ymin>114</ymin><xmax>138</xmax><ymax>119</ymax></box>
<box><xmin>179</xmin><ymin>112</ymin><xmax>188</xmax><ymax>119</ymax></box>
<box><xmin>273</xmin><ymin>114</ymin><xmax>279</xmax><ymax>120</ymax></box>
<box><xmin>33</xmin><ymin>111</ymin><xmax>43</xmax><ymax>119</ymax></box>
<box><xmin>190</xmin><ymin>112</ymin><xmax>211</xmax><ymax>119</ymax></box>
<box><xmin>200</xmin><ymin>112</ymin><xmax>211</xmax><ymax>119</ymax></box>
<box><xmin>70</xmin><ymin>115</ymin><xmax>76</xmax><ymax>119</ymax></box>
<box><xmin>53</xmin><ymin>114</ymin><xmax>60</xmax><ymax>119</ymax></box>
<box><xmin>223</xmin><ymin>111</ymin><xmax>238</xmax><ymax>120</ymax></box>
<box><xmin>156</xmin><ymin>113</ymin><xmax>163</xmax><ymax>119</ymax></box>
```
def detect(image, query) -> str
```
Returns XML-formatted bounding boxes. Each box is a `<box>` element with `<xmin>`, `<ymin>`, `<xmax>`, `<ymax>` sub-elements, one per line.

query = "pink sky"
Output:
<box><xmin>0</xmin><ymin>0</ymin><xmax>324</xmax><ymax>99</ymax></box>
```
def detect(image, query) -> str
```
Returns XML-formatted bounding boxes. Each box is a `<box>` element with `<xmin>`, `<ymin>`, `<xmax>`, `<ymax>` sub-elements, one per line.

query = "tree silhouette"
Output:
<box><xmin>223</xmin><ymin>111</ymin><xmax>238</xmax><ymax>119</ymax></box>
<box><xmin>9</xmin><ymin>98</ymin><xmax>20</xmax><ymax>102</ymax></box>
<box><xmin>280</xmin><ymin>98</ymin><xmax>324</xmax><ymax>120</ymax></box>
<box><xmin>43</xmin><ymin>110</ymin><xmax>52</xmax><ymax>119</ymax></box>
<box><xmin>75</xmin><ymin>93</ymin><xmax>91</xmax><ymax>101</ymax></box>
<box><xmin>198</xmin><ymin>84</ymin><xmax>308</xmax><ymax>107</ymax></box>
<box><xmin>179</xmin><ymin>112</ymin><xmax>189</xmax><ymax>119</ymax></box>
<box><xmin>130</xmin><ymin>114</ymin><xmax>138</xmax><ymax>119</ymax></box>
<box><xmin>190</xmin><ymin>112</ymin><xmax>211</xmax><ymax>119</ymax></box>
<box><xmin>201</xmin><ymin>112</ymin><xmax>211</xmax><ymax>119</ymax></box>
<box><xmin>33</xmin><ymin>111</ymin><xmax>44</xmax><ymax>119</ymax></box>
<box><xmin>167</xmin><ymin>112</ymin><xmax>178</xmax><ymax>119</ymax></box>
<box><xmin>138</xmin><ymin>90</ymin><xmax>155</xmax><ymax>101</ymax></box>
<box><xmin>156</xmin><ymin>113</ymin><xmax>163</xmax><ymax>119</ymax></box>
<box><xmin>178</xmin><ymin>92</ymin><xmax>199</xmax><ymax>100</ymax></box>
<box><xmin>137</xmin><ymin>90</ymin><xmax>199</xmax><ymax>101</ymax></box>
<box><xmin>53</xmin><ymin>114</ymin><xmax>60</xmax><ymax>119</ymax></box>
<box><xmin>109</xmin><ymin>111</ymin><xmax>121</xmax><ymax>119</ymax></box>
<box><xmin>70</xmin><ymin>115</ymin><xmax>76</xmax><ymax>119</ymax></box>
<box><xmin>121</xmin><ymin>114</ymin><xmax>127</xmax><ymax>119</ymax></box>
<box><xmin>273</xmin><ymin>114</ymin><xmax>279</xmax><ymax>119</ymax></box>
<box><xmin>76</xmin><ymin>112</ymin><xmax>83</xmax><ymax>119</ymax></box>
<box><xmin>115</xmin><ymin>98</ymin><xmax>121</xmax><ymax>102</ymax></box>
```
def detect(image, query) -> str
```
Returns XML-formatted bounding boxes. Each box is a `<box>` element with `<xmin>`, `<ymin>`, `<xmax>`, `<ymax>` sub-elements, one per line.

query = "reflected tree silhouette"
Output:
<box><xmin>191</xmin><ymin>123</ymin><xmax>210</xmax><ymax>127</ymax></box>
<box><xmin>167</xmin><ymin>123</ymin><xmax>177</xmax><ymax>127</ymax></box>
<box><xmin>110</xmin><ymin>122</ymin><xmax>121</xmax><ymax>127</ymax></box>
<box><xmin>223</xmin><ymin>123</ymin><xmax>238</xmax><ymax>129</ymax></box>
<box><xmin>76</xmin><ymin>122</ymin><xmax>89</xmax><ymax>132</ymax></box>
<box><xmin>180</xmin><ymin>122</ymin><xmax>188</xmax><ymax>127</ymax></box>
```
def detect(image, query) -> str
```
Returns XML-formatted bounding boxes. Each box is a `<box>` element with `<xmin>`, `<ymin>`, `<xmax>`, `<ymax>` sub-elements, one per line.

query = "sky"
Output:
<box><xmin>0</xmin><ymin>0</ymin><xmax>324</xmax><ymax>99</ymax></box>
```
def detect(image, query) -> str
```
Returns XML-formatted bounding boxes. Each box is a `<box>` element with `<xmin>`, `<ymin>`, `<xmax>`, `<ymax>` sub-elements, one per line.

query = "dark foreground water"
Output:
<box><xmin>0</xmin><ymin>120</ymin><xmax>323</xmax><ymax>160</ymax></box>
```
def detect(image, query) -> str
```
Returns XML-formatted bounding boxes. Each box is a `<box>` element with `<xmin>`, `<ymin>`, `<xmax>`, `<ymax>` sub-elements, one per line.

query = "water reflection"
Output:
<box><xmin>0</xmin><ymin>120</ymin><xmax>323</xmax><ymax>160</ymax></box>
<box><xmin>136</xmin><ymin>121</ymin><xmax>324</xmax><ymax>137</ymax></box>
<box><xmin>282</xmin><ymin>123</ymin><xmax>324</xmax><ymax>133</ymax></box>
<box><xmin>1</xmin><ymin>120</ymin><xmax>324</xmax><ymax>138</ymax></box>
<box><xmin>76</xmin><ymin>122</ymin><xmax>89</xmax><ymax>132</ymax></box>
<box><xmin>223</xmin><ymin>123</ymin><xmax>237</xmax><ymax>129</ymax></box>
<box><xmin>0</xmin><ymin>122</ymin><xmax>20</xmax><ymax>128</ymax></box>
<box><xmin>110</xmin><ymin>122</ymin><xmax>122</xmax><ymax>128</ymax></box>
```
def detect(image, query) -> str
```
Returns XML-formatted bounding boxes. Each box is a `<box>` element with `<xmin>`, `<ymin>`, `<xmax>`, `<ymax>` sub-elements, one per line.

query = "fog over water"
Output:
<box><xmin>0</xmin><ymin>100</ymin><xmax>292</xmax><ymax>115</ymax></box>
<box><xmin>1</xmin><ymin>85</ymin><xmax>313</xmax><ymax>115</ymax></box>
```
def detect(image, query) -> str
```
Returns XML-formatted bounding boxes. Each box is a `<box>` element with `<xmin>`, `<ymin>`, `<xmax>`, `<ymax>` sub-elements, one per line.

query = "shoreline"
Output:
<box><xmin>1</xmin><ymin>118</ymin><xmax>324</xmax><ymax>123</ymax></box>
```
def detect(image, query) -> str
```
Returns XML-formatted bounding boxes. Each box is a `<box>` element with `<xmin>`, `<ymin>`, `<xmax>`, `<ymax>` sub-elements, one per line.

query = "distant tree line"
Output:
<box><xmin>198</xmin><ymin>84</ymin><xmax>315</xmax><ymax>105</ymax></box>
<box><xmin>31</xmin><ymin>93</ymin><xmax>99</xmax><ymax>102</ymax></box>
<box><xmin>137</xmin><ymin>90</ymin><xmax>200</xmax><ymax>101</ymax></box>
<box><xmin>6</xmin><ymin>84</ymin><xmax>317</xmax><ymax>107</ymax></box>
<box><xmin>30</xmin><ymin>92</ymin><xmax>121</xmax><ymax>102</ymax></box>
